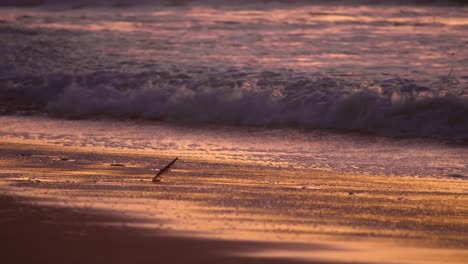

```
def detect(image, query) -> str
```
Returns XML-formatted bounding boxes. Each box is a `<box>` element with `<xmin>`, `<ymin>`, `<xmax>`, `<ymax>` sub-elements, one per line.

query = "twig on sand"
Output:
<box><xmin>152</xmin><ymin>157</ymin><xmax>179</xmax><ymax>183</ymax></box>
<box><xmin>446</xmin><ymin>67</ymin><xmax>453</xmax><ymax>80</ymax></box>
<box><xmin>439</xmin><ymin>66</ymin><xmax>455</xmax><ymax>90</ymax></box>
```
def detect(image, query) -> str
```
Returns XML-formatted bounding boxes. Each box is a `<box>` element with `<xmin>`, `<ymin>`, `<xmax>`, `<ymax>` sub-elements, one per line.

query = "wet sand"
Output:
<box><xmin>0</xmin><ymin>141</ymin><xmax>467</xmax><ymax>263</ymax></box>
<box><xmin>0</xmin><ymin>195</ymin><xmax>345</xmax><ymax>264</ymax></box>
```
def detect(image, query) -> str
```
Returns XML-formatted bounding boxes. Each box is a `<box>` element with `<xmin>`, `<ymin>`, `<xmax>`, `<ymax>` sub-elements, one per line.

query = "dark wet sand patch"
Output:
<box><xmin>0</xmin><ymin>195</ymin><xmax>368</xmax><ymax>264</ymax></box>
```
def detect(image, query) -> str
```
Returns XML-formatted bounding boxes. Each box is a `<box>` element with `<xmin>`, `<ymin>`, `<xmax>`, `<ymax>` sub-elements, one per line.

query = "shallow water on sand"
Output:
<box><xmin>1</xmin><ymin>115</ymin><xmax>466</xmax><ymax>178</ymax></box>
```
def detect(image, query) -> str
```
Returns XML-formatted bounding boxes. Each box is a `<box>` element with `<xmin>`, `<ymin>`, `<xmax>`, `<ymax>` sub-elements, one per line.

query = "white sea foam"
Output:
<box><xmin>2</xmin><ymin>70</ymin><xmax>466</xmax><ymax>139</ymax></box>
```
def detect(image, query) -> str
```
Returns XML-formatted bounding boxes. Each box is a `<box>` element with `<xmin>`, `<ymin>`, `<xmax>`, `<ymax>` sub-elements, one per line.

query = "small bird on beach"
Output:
<box><xmin>152</xmin><ymin>157</ymin><xmax>179</xmax><ymax>183</ymax></box>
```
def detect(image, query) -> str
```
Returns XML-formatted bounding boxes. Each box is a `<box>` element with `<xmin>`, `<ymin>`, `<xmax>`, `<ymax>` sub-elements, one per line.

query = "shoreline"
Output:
<box><xmin>1</xmin><ymin>115</ymin><xmax>467</xmax><ymax>179</ymax></box>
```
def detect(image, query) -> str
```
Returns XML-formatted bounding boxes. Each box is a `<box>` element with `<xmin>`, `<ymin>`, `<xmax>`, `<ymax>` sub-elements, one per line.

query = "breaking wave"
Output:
<box><xmin>1</xmin><ymin>70</ymin><xmax>467</xmax><ymax>139</ymax></box>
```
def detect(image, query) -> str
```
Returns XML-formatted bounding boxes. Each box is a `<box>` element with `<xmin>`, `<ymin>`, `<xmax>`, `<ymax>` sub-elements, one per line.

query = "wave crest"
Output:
<box><xmin>1</xmin><ymin>71</ymin><xmax>467</xmax><ymax>139</ymax></box>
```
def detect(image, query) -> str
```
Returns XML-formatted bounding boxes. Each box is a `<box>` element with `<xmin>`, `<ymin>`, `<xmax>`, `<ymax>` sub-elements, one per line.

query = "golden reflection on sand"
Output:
<box><xmin>1</xmin><ymin>141</ymin><xmax>467</xmax><ymax>264</ymax></box>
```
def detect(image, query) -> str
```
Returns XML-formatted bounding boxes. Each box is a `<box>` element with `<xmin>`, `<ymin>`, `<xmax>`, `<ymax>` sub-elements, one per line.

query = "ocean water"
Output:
<box><xmin>0</xmin><ymin>1</ymin><xmax>467</xmax><ymax>177</ymax></box>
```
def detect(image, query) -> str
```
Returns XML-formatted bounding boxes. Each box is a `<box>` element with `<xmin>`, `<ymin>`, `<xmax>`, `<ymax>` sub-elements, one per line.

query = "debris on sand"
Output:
<box><xmin>53</xmin><ymin>157</ymin><xmax>75</xmax><ymax>162</ymax></box>
<box><xmin>152</xmin><ymin>157</ymin><xmax>178</xmax><ymax>183</ymax></box>
<box><xmin>447</xmin><ymin>174</ymin><xmax>465</xmax><ymax>179</ymax></box>
<box><xmin>110</xmin><ymin>163</ymin><xmax>125</xmax><ymax>167</ymax></box>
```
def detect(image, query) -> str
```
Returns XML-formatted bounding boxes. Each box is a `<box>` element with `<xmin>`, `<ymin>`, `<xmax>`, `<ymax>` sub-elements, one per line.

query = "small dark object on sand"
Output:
<box><xmin>110</xmin><ymin>163</ymin><xmax>125</xmax><ymax>167</ymax></box>
<box><xmin>447</xmin><ymin>174</ymin><xmax>464</xmax><ymax>179</ymax></box>
<box><xmin>348</xmin><ymin>192</ymin><xmax>355</xmax><ymax>195</ymax></box>
<box><xmin>59</xmin><ymin>158</ymin><xmax>70</xmax><ymax>161</ymax></box>
<box><xmin>152</xmin><ymin>157</ymin><xmax>178</xmax><ymax>183</ymax></box>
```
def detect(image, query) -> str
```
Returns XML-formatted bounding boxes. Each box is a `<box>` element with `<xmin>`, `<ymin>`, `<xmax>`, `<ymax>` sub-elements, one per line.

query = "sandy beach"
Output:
<box><xmin>1</xmin><ymin>138</ymin><xmax>467</xmax><ymax>264</ymax></box>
